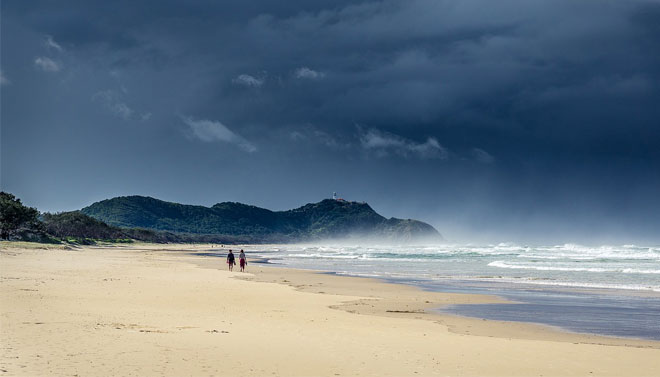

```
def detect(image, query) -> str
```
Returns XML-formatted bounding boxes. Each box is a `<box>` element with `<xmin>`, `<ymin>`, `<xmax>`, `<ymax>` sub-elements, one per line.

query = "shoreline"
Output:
<box><xmin>214</xmin><ymin>244</ymin><xmax>660</xmax><ymax>343</ymax></box>
<box><xmin>2</xmin><ymin>242</ymin><xmax>660</xmax><ymax>376</ymax></box>
<box><xmin>186</xmin><ymin>248</ymin><xmax>660</xmax><ymax>348</ymax></box>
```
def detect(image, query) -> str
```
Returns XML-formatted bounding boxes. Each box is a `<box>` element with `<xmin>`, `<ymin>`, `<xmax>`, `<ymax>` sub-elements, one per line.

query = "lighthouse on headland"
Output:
<box><xmin>332</xmin><ymin>192</ymin><xmax>346</xmax><ymax>202</ymax></box>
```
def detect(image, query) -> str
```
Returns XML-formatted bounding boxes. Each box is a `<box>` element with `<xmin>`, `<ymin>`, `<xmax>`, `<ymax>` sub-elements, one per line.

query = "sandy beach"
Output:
<box><xmin>1</xmin><ymin>242</ymin><xmax>659</xmax><ymax>376</ymax></box>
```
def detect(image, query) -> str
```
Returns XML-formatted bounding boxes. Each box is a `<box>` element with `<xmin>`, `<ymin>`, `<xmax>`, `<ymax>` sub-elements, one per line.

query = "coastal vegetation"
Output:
<box><xmin>0</xmin><ymin>192</ymin><xmax>53</xmax><ymax>242</ymax></box>
<box><xmin>1</xmin><ymin>192</ymin><xmax>441</xmax><ymax>244</ymax></box>
<box><xmin>82</xmin><ymin>195</ymin><xmax>442</xmax><ymax>242</ymax></box>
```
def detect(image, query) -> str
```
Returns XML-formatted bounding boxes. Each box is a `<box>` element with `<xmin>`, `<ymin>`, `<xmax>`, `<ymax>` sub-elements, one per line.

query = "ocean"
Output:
<box><xmin>246</xmin><ymin>243</ymin><xmax>660</xmax><ymax>340</ymax></box>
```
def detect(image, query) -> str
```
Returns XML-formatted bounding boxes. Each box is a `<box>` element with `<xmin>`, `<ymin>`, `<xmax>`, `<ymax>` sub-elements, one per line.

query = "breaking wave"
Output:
<box><xmin>488</xmin><ymin>260</ymin><xmax>660</xmax><ymax>274</ymax></box>
<box><xmin>253</xmin><ymin>243</ymin><xmax>660</xmax><ymax>292</ymax></box>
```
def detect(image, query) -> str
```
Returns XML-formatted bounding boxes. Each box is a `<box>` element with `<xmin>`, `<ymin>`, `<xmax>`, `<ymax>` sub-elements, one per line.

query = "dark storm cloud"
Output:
<box><xmin>2</xmin><ymin>0</ymin><xmax>660</xmax><ymax>243</ymax></box>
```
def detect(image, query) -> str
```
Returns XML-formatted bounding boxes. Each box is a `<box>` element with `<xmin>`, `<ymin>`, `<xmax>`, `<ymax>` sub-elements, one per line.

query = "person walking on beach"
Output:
<box><xmin>227</xmin><ymin>250</ymin><xmax>236</xmax><ymax>271</ymax></box>
<box><xmin>239</xmin><ymin>249</ymin><xmax>247</xmax><ymax>272</ymax></box>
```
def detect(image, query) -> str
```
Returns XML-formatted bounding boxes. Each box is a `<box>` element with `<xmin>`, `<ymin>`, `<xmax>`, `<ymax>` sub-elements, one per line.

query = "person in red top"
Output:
<box><xmin>239</xmin><ymin>249</ymin><xmax>247</xmax><ymax>272</ymax></box>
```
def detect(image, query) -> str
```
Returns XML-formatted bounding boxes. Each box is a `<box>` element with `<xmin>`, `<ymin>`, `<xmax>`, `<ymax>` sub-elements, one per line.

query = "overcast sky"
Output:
<box><xmin>2</xmin><ymin>0</ymin><xmax>660</xmax><ymax>243</ymax></box>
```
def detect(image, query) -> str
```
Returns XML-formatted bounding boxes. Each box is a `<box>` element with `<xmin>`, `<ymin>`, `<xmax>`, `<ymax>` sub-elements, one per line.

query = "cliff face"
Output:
<box><xmin>82</xmin><ymin>196</ymin><xmax>443</xmax><ymax>243</ymax></box>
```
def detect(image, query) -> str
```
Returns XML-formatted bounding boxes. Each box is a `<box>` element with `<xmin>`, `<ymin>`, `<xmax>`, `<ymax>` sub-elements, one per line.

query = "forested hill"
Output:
<box><xmin>81</xmin><ymin>196</ymin><xmax>442</xmax><ymax>243</ymax></box>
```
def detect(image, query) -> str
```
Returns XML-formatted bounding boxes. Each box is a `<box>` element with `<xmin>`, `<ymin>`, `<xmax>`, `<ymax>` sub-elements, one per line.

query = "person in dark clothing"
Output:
<box><xmin>227</xmin><ymin>250</ymin><xmax>236</xmax><ymax>271</ymax></box>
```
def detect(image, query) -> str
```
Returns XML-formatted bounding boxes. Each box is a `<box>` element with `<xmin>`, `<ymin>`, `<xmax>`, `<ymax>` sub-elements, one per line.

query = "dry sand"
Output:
<box><xmin>1</xmin><ymin>242</ymin><xmax>659</xmax><ymax>376</ymax></box>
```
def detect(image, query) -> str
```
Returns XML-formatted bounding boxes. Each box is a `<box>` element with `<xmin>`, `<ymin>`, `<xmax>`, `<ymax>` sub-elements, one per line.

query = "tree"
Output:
<box><xmin>0</xmin><ymin>192</ymin><xmax>40</xmax><ymax>240</ymax></box>
<box><xmin>41</xmin><ymin>211</ymin><xmax>127</xmax><ymax>240</ymax></box>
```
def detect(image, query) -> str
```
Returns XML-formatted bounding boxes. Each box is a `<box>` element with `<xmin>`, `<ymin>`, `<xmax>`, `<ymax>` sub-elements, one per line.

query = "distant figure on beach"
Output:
<box><xmin>227</xmin><ymin>250</ymin><xmax>236</xmax><ymax>271</ymax></box>
<box><xmin>239</xmin><ymin>249</ymin><xmax>247</xmax><ymax>272</ymax></box>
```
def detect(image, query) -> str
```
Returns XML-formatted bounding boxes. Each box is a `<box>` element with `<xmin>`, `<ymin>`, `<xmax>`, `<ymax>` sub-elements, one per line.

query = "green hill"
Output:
<box><xmin>41</xmin><ymin>210</ymin><xmax>255</xmax><ymax>244</ymax></box>
<box><xmin>81</xmin><ymin>196</ymin><xmax>442</xmax><ymax>243</ymax></box>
